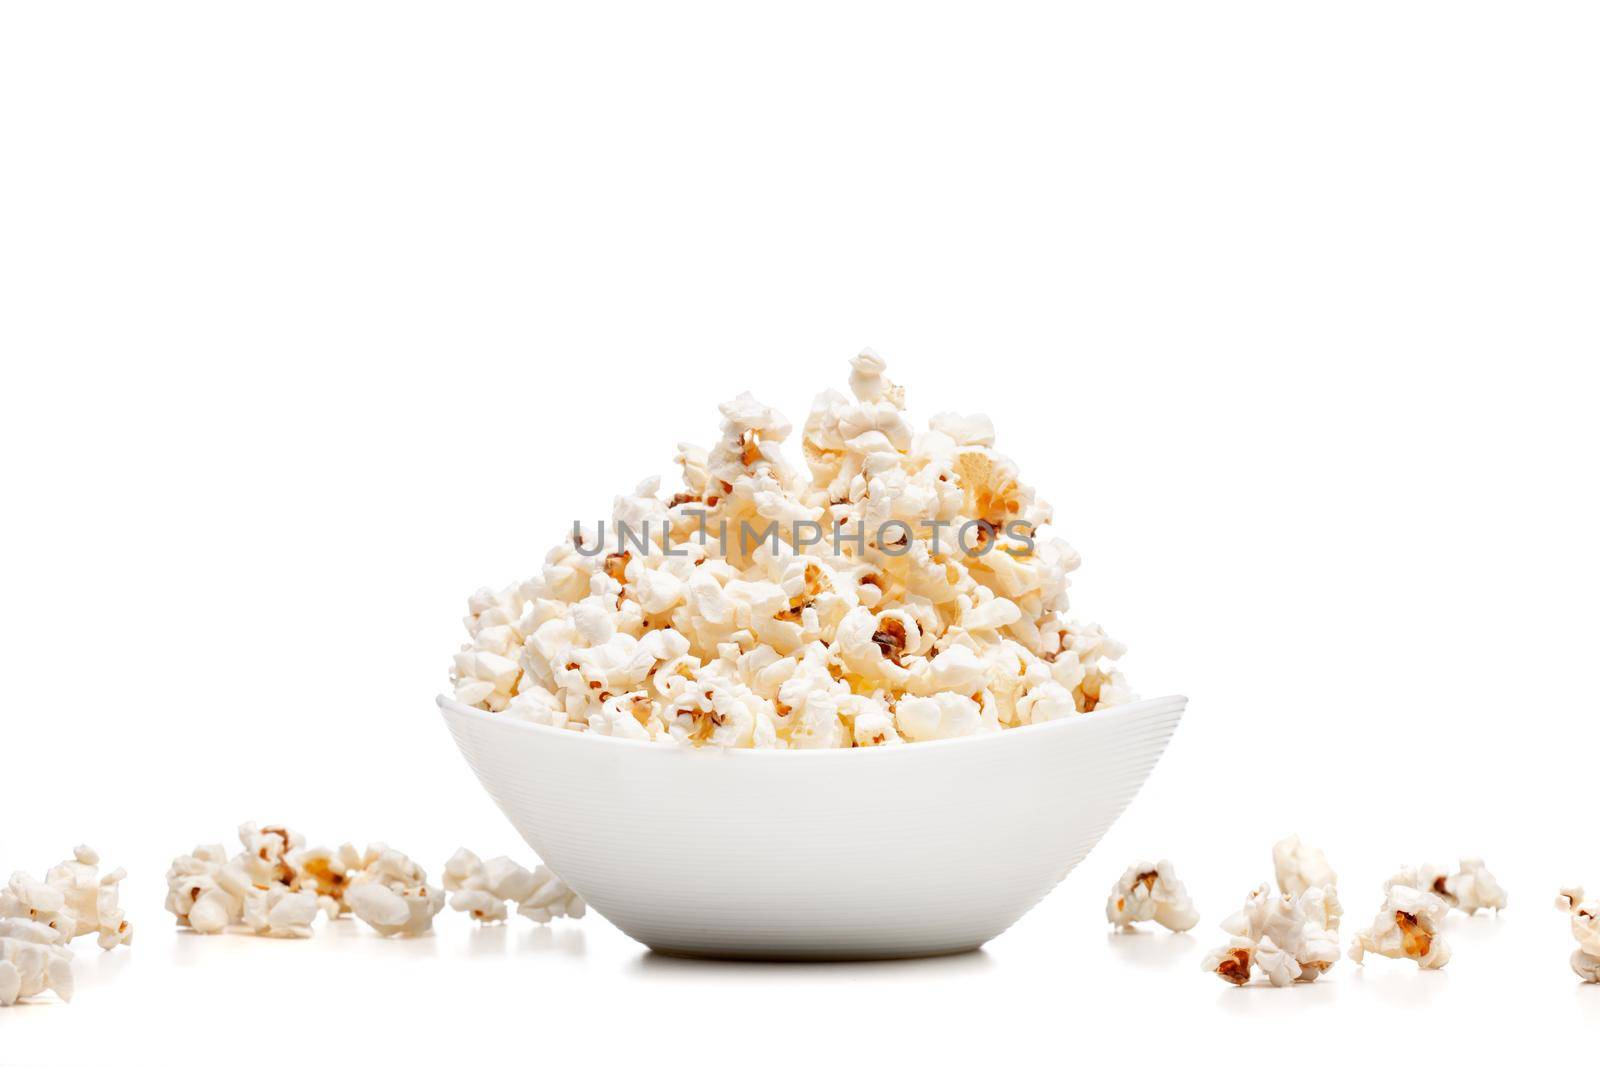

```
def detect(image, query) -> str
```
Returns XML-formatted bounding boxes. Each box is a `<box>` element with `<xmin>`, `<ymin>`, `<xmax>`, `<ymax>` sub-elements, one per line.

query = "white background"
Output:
<box><xmin>2</xmin><ymin>1</ymin><xmax>1597</xmax><ymax>1062</ymax></box>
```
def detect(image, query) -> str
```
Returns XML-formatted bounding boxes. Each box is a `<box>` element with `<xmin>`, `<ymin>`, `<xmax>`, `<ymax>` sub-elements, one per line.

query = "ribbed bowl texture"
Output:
<box><xmin>440</xmin><ymin>692</ymin><xmax>1185</xmax><ymax>960</ymax></box>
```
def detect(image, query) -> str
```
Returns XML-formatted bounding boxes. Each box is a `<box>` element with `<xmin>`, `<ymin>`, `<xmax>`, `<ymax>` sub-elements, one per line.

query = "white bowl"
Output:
<box><xmin>439</xmin><ymin>692</ymin><xmax>1185</xmax><ymax>960</ymax></box>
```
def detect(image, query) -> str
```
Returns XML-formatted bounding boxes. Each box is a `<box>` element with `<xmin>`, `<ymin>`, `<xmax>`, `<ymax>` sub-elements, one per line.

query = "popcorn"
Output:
<box><xmin>1202</xmin><ymin>884</ymin><xmax>1340</xmax><ymax>987</ymax></box>
<box><xmin>1386</xmin><ymin>858</ymin><xmax>1508</xmax><ymax>916</ymax></box>
<box><xmin>514</xmin><ymin>865</ymin><xmax>587</xmax><ymax>924</ymax></box>
<box><xmin>1272</xmin><ymin>835</ymin><xmax>1337</xmax><ymax>897</ymax></box>
<box><xmin>1105</xmin><ymin>861</ymin><xmax>1199</xmax><ymax>933</ymax></box>
<box><xmin>241</xmin><ymin>886</ymin><xmax>321</xmax><ymax>939</ymax></box>
<box><xmin>1</xmin><ymin>845</ymin><xmax>130</xmax><ymax>950</ymax></box>
<box><xmin>1349</xmin><ymin>884</ymin><xmax>1452</xmax><ymax>969</ymax></box>
<box><xmin>1445</xmin><ymin>858</ymin><xmax>1508</xmax><ymax>915</ymax></box>
<box><xmin>1556</xmin><ymin>885</ymin><xmax>1600</xmax><ymax>983</ymax></box>
<box><xmin>449</xmin><ymin>352</ymin><xmax>1133</xmax><ymax>748</ymax></box>
<box><xmin>0</xmin><ymin>918</ymin><xmax>75</xmax><ymax>1006</ymax></box>
<box><xmin>346</xmin><ymin>847</ymin><xmax>445</xmax><ymax>938</ymax></box>
<box><xmin>165</xmin><ymin>823</ymin><xmax>345</xmax><ymax>938</ymax></box>
<box><xmin>287</xmin><ymin>843</ymin><xmax>366</xmax><ymax>918</ymax></box>
<box><xmin>442</xmin><ymin>849</ymin><xmax>587</xmax><ymax>924</ymax></box>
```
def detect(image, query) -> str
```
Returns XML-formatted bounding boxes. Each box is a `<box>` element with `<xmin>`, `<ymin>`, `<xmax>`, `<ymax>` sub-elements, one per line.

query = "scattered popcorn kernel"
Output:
<box><xmin>1</xmin><ymin>845</ymin><xmax>131</xmax><ymax>950</ymax></box>
<box><xmin>346</xmin><ymin>847</ymin><xmax>445</xmax><ymax>938</ymax></box>
<box><xmin>1385</xmin><ymin>858</ymin><xmax>1508</xmax><ymax>916</ymax></box>
<box><xmin>1443</xmin><ymin>858</ymin><xmax>1508</xmax><ymax>914</ymax></box>
<box><xmin>1272</xmin><ymin>835</ymin><xmax>1337</xmax><ymax>897</ymax></box>
<box><xmin>443</xmin><ymin>849</ymin><xmax>585</xmax><ymax>924</ymax></box>
<box><xmin>242</xmin><ymin>886</ymin><xmax>321</xmax><ymax>939</ymax></box>
<box><xmin>448</xmin><ymin>352</ymin><xmax>1132</xmax><ymax>748</ymax></box>
<box><xmin>287</xmin><ymin>843</ymin><xmax>364</xmax><ymax>918</ymax></box>
<box><xmin>1349</xmin><ymin>884</ymin><xmax>1451</xmax><ymax>969</ymax></box>
<box><xmin>1556</xmin><ymin>885</ymin><xmax>1600</xmax><ymax>983</ymax></box>
<box><xmin>1105</xmin><ymin>861</ymin><xmax>1199</xmax><ymax>933</ymax></box>
<box><xmin>517</xmin><ymin>865</ymin><xmax>586</xmax><ymax>923</ymax></box>
<box><xmin>0</xmin><ymin>918</ymin><xmax>75</xmax><ymax>1006</ymax></box>
<box><xmin>1203</xmin><ymin>883</ymin><xmax>1339</xmax><ymax>987</ymax></box>
<box><xmin>0</xmin><ymin>873</ymin><xmax>73</xmax><ymax>940</ymax></box>
<box><xmin>164</xmin><ymin>824</ymin><xmax>333</xmax><ymax>939</ymax></box>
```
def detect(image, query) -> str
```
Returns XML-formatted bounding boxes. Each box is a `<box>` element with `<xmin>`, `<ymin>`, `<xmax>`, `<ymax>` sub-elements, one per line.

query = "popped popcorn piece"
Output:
<box><xmin>1202</xmin><ymin>884</ymin><xmax>1339</xmax><ymax>987</ymax></box>
<box><xmin>1385</xmin><ymin>858</ymin><xmax>1508</xmax><ymax>916</ymax></box>
<box><xmin>163</xmin><ymin>844</ymin><xmax>238</xmax><ymax>934</ymax></box>
<box><xmin>449</xmin><ymin>352</ymin><xmax>1133</xmax><ymax>749</ymax></box>
<box><xmin>287</xmin><ymin>843</ymin><xmax>366</xmax><ymax>918</ymax></box>
<box><xmin>1349</xmin><ymin>884</ymin><xmax>1452</xmax><ymax>969</ymax></box>
<box><xmin>0</xmin><ymin>918</ymin><xmax>75</xmax><ymax>1006</ymax></box>
<box><xmin>1</xmin><ymin>845</ymin><xmax>131</xmax><ymax>950</ymax></box>
<box><xmin>443</xmin><ymin>848</ymin><xmax>584</xmax><ymax>924</ymax></box>
<box><xmin>1556</xmin><ymin>885</ymin><xmax>1600</xmax><ymax>983</ymax></box>
<box><xmin>164</xmin><ymin>823</ymin><xmax>335</xmax><ymax>938</ymax></box>
<box><xmin>1445</xmin><ymin>858</ymin><xmax>1507</xmax><ymax>915</ymax></box>
<box><xmin>0</xmin><ymin>873</ymin><xmax>72</xmax><ymax>940</ymax></box>
<box><xmin>1272</xmin><ymin>835</ymin><xmax>1337</xmax><ymax>897</ymax></box>
<box><xmin>1406</xmin><ymin>858</ymin><xmax>1501</xmax><ymax>916</ymax></box>
<box><xmin>515</xmin><ymin>864</ymin><xmax>586</xmax><ymax>924</ymax></box>
<box><xmin>241</xmin><ymin>886</ymin><xmax>321</xmax><ymax>939</ymax></box>
<box><xmin>1105</xmin><ymin>861</ymin><xmax>1199</xmax><ymax>933</ymax></box>
<box><xmin>1253</xmin><ymin>936</ymin><xmax>1303</xmax><ymax>987</ymax></box>
<box><xmin>346</xmin><ymin>847</ymin><xmax>445</xmax><ymax>938</ymax></box>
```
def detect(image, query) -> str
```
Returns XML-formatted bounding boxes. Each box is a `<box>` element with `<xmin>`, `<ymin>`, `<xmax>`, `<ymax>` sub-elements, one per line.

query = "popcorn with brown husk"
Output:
<box><xmin>1349</xmin><ymin>883</ymin><xmax>1451</xmax><ymax>969</ymax></box>
<box><xmin>1106</xmin><ymin>861</ymin><xmax>1199</xmax><ymax>933</ymax></box>
<box><xmin>1386</xmin><ymin>858</ymin><xmax>1507</xmax><ymax>916</ymax></box>
<box><xmin>1202</xmin><ymin>884</ymin><xmax>1340</xmax><ymax>987</ymax></box>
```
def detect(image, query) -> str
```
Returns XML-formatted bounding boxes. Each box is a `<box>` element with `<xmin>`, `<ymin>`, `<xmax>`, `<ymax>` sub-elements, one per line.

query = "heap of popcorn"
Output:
<box><xmin>449</xmin><ymin>352</ymin><xmax>1133</xmax><ymax>748</ymax></box>
<box><xmin>1</xmin><ymin>846</ymin><xmax>131</xmax><ymax>1006</ymax></box>
<box><xmin>162</xmin><ymin>824</ymin><xmax>583</xmax><ymax>942</ymax></box>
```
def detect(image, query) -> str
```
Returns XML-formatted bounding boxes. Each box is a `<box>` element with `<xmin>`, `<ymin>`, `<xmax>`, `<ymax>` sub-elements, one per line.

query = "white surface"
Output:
<box><xmin>3</xmin><ymin>0</ymin><xmax>1598</xmax><ymax>1061</ymax></box>
<box><xmin>442</xmin><ymin>694</ymin><xmax>1183</xmax><ymax>958</ymax></box>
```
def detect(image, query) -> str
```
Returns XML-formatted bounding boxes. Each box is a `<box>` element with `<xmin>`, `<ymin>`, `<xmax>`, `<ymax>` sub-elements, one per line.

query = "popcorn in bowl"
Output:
<box><xmin>449</xmin><ymin>352</ymin><xmax>1134</xmax><ymax>748</ymax></box>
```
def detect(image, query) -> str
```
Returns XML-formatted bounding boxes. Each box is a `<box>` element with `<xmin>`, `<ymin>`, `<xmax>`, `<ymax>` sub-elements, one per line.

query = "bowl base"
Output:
<box><xmin>643</xmin><ymin>940</ymin><xmax>989</xmax><ymax>962</ymax></box>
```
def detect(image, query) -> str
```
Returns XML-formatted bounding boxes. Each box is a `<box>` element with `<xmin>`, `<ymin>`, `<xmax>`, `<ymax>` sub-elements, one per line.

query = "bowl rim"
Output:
<box><xmin>437</xmin><ymin>691</ymin><xmax>1186</xmax><ymax>760</ymax></box>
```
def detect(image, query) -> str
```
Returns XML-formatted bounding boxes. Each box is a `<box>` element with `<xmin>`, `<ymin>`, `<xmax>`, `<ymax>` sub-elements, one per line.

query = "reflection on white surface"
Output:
<box><xmin>519</xmin><ymin>925</ymin><xmax>587</xmax><ymax>957</ymax></box>
<box><xmin>1214</xmin><ymin>975</ymin><xmax>1340</xmax><ymax>1015</ymax></box>
<box><xmin>630</xmin><ymin>946</ymin><xmax>994</xmax><ymax>982</ymax></box>
<box><xmin>1574</xmin><ymin>984</ymin><xmax>1600</xmax><ymax>1020</ymax></box>
<box><xmin>1105</xmin><ymin>929</ymin><xmax>1196</xmax><ymax>969</ymax></box>
<box><xmin>1350</xmin><ymin>965</ymin><xmax>1450</xmax><ymax>1007</ymax></box>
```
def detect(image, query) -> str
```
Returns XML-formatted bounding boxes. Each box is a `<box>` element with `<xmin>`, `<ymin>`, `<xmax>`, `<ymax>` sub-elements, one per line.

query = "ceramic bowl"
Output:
<box><xmin>440</xmin><ymin>692</ymin><xmax>1185</xmax><ymax>960</ymax></box>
